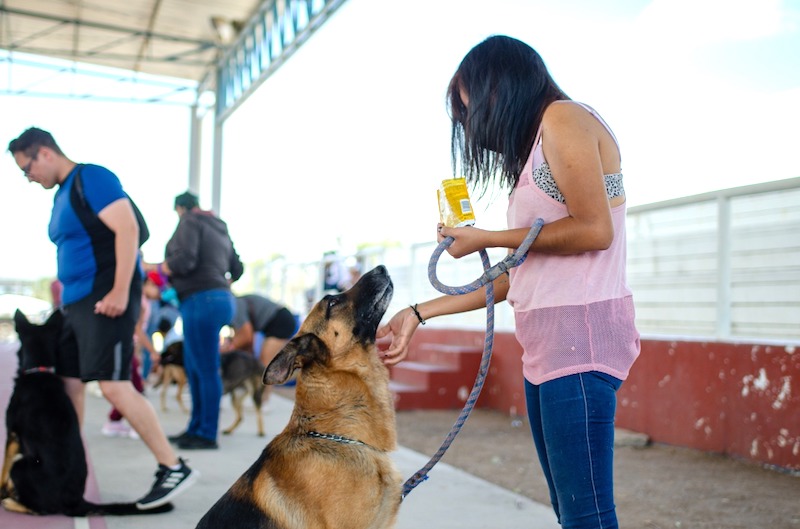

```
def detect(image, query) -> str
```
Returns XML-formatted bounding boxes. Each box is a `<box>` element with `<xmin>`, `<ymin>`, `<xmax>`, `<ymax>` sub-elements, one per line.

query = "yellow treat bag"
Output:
<box><xmin>437</xmin><ymin>177</ymin><xmax>476</xmax><ymax>228</ymax></box>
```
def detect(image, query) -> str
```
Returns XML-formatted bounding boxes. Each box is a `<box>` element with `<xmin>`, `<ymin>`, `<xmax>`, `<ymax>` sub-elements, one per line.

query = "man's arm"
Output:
<box><xmin>95</xmin><ymin>198</ymin><xmax>139</xmax><ymax>318</ymax></box>
<box><xmin>221</xmin><ymin>320</ymin><xmax>255</xmax><ymax>353</ymax></box>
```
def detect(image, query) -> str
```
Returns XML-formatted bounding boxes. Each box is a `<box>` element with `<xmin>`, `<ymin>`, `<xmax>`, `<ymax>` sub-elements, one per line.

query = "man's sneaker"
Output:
<box><xmin>136</xmin><ymin>458</ymin><xmax>198</xmax><ymax>510</ymax></box>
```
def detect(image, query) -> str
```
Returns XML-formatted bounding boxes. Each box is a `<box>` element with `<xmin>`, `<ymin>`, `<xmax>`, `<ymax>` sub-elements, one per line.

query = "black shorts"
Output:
<box><xmin>58</xmin><ymin>280</ymin><xmax>142</xmax><ymax>382</ymax></box>
<box><xmin>260</xmin><ymin>307</ymin><xmax>297</xmax><ymax>339</ymax></box>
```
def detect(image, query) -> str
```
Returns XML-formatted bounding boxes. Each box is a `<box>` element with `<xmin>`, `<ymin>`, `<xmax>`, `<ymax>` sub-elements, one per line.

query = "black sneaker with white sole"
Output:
<box><xmin>136</xmin><ymin>458</ymin><xmax>198</xmax><ymax>510</ymax></box>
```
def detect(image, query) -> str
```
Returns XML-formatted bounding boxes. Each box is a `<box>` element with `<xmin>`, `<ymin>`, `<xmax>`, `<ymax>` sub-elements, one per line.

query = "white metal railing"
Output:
<box><xmin>627</xmin><ymin>177</ymin><xmax>800</xmax><ymax>342</ymax></box>
<box><xmin>251</xmin><ymin>177</ymin><xmax>800</xmax><ymax>344</ymax></box>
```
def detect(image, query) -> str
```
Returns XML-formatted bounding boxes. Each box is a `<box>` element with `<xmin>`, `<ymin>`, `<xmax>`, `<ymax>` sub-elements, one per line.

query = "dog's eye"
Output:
<box><xmin>325</xmin><ymin>296</ymin><xmax>341</xmax><ymax>319</ymax></box>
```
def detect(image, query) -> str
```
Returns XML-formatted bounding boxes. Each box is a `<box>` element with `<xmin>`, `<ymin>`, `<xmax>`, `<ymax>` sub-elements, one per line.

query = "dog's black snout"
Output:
<box><xmin>365</xmin><ymin>265</ymin><xmax>387</xmax><ymax>279</ymax></box>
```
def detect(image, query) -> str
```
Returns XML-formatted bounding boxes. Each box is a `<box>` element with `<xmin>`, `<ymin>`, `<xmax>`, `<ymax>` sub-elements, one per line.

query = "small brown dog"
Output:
<box><xmin>154</xmin><ymin>341</ymin><xmax>188</xmax><ymax>413</ymax></box>
<box><xmin>220</xmin><ymin>349</ymin><xmax>267</xmax><ymax>437</ymax></box>
<box><xmin>196</xmin><ymin>265</ymin><xmax>400</xmax><ymax>529</ymax></box>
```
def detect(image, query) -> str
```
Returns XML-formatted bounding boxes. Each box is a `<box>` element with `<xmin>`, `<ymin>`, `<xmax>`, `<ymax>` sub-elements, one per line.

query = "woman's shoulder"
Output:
<box><xmin>542</xmin><ymin>100</ymin><xmax>596</xmax><ymax>127</ymax></box>
<box><xmin>542</xmin><ymin>100</ymin><xmax>612</xmax><ymax>144</ymax></box>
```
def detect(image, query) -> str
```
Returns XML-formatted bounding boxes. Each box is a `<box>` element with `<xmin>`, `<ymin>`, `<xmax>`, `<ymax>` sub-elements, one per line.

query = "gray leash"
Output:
<box><xmin>401</xmin><ymin>218</ymin><xmax>544</xmax><ymax>499</ymax></box>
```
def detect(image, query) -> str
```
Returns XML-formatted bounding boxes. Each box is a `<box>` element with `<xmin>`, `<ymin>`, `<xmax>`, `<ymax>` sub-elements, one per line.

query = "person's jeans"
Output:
<box><xmin>179</xmin><ymin>289</ymin><xmax>235</xmax><ymax>441</ymax></box>
<box><xmin>525</xmin><ymin>372</ymin><xmax>622</xmax><ymax>529</ymax></box>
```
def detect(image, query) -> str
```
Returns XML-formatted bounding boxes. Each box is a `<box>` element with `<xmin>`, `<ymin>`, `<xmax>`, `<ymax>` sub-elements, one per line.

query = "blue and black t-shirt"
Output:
<box><xmin>49</xmin><ymin>164</ymin><xmax>138</xmax><ymax>305</ymax></box>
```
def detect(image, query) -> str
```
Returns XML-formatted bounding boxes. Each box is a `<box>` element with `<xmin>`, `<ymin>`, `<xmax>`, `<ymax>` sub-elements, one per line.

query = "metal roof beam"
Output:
<box><xmin>0</xmin><ymin>5</ymin><xmax>219</xmax><ymax>48</ymax></box>
<box><xmin>213</xmin><ymin>0</ymin><xmax>347</xmax><ymax>122</ymax></box>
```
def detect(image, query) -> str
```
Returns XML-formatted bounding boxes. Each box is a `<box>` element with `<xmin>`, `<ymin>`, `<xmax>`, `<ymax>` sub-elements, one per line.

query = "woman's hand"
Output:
<box><xmin>376</xmin><ymin>307</ymin><xmax>421</xmax><ymax>365</ymax></box>
<box><xmin>438</xmin><ymin>224</ymin><xmax>490</xmax><ymax>259</ymax></box>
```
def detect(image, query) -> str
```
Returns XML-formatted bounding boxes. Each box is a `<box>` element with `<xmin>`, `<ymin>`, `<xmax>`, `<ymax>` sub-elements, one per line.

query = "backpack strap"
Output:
<box><xmin>72</xmin><ymin>164</ymin><xmax>88</xmax><ymax>208</ymax></box>
<box><xmin>70</xmin><ymin>164</ymin><xmax>150</xmax><ymax>246</ymax></box>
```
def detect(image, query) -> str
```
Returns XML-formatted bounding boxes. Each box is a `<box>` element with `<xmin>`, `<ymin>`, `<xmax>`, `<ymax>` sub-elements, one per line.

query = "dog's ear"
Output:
<box><xmin>13</xmin><ymin>309</ymin><xmax>30</xmax><ymax>329</ymax></box>
<box><xmin>45</xmin><ymin>309</ymin><xmax>63</xmax><ymax>328</ymax></box>
<box><xmin>263</xmin><ymin>333</ymin><xmax>329</xmax><ymax>385</ymax></box>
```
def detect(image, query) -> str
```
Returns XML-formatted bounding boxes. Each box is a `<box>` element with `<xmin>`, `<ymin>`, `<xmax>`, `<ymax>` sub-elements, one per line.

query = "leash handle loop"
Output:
<box><xmin>401</xmin><ymin>218</ymin><xmax>543</xmax><ymax>500</ymax></box>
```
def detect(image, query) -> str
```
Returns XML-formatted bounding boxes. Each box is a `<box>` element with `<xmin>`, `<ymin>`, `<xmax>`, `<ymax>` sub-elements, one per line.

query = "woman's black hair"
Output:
<box><xmin>448</xmin><ymin>35</ymin><xmax>569</xmax><ymax>196</ymax></box>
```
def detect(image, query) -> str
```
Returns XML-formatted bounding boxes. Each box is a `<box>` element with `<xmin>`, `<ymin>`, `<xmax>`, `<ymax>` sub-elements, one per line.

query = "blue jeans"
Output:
<box><xmin>179</xmin><ymin>289</ymin><xmax>235</xmax><ymax>440</ymax></box>
<box><xmin>525</xmin><ymin>372</ymin><xmax>622</xmax><ymax>529</ymax></box>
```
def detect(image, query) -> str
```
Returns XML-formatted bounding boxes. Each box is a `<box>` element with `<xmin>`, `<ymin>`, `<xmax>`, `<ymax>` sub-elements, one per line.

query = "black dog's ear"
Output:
<box><xmin>263</xmin><ymin>333</ymin><xmax>328</xmax><ymax>385</ymax></box>
<box><xmin>45</xmin><ymin>309</ymin><xmax>63</xmax><ymax>328</ymax></box>
<box><xmin>13</xmin><ymin>309</ymin><xmax>30</xmax><ymax>329</ymax></box>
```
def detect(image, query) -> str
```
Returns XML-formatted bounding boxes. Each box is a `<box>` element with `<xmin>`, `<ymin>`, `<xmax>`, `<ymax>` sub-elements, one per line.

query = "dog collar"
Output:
<box><xmin>306</xmin><ymin>431</ymin><xmax>366</xmax><ymax>446</ymax></box>
<box><xmin>23</xmin><ymin>366</ymin><xmax>56</xmax><ymax>375</ymax></box>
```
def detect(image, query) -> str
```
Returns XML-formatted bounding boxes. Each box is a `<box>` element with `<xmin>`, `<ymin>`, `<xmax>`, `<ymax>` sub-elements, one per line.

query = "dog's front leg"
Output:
<box><xmin>1</xmin><ymin>496</ymin><xmax>35</xmax><ymax>514</ymax></box>
<box><xmin>222</xmin><ymin>390</ymin><xmax>244</xmax><ymax>435</ymax></box>
<box><xmin>0</xmin><ymin>433</ymin><xmax>21</xmax><ymax>498</ymax></box>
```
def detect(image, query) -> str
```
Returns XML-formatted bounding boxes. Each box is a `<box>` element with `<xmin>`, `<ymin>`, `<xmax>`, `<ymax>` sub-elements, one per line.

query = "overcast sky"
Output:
<box><xmin>1</xmin><ymin>0</ymin><xmax>798</xmax><ymax>281</ymax></box>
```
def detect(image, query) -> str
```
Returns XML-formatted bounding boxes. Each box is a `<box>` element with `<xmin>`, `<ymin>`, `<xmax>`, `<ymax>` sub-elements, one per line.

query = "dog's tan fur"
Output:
<box><xmin>159</xmin><ymin>364</ymin><xmax>188</xmax><ymax>413</ymax></box>
<box><xmin>196</xmin><ymin>265</ymin><xmax>400</xmax><ymax>529</ymax></box>
<box><xmin>220</xmin><ymin>350</ymin><xmax>267</xmax><ymax>437</ymax></box>
<box><xmin>0</xmin><ymin>435</ymin><xmax>22</xmax><ymax>512</ymax></box>
<box><xmin>151</xmin><ymin>342</ymin><xmax>188</xmax><ymax>413</ymax></box>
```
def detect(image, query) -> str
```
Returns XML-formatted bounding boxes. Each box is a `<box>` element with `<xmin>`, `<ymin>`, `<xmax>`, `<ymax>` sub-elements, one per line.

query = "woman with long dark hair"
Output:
<box><xmin>378</xmin><ymin>35</ymin><xmax>640</xmax><ymax>528</ymax></box>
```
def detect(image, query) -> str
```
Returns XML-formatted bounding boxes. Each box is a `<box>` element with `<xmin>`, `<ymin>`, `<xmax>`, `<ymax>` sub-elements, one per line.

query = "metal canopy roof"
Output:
<box><xmin>0</xmin><ymin>0</ymin><xmax>258</xmax><ymax>92</ymax></box>
<box><xmin>1</xmin><ymin>0</ymin><xmax>348</xmax><ymax>111</ymax></box>
<box><xmin>1</xmin><ymin>0</ymin><xmax>347</xmax><ymax>212</ymax></box>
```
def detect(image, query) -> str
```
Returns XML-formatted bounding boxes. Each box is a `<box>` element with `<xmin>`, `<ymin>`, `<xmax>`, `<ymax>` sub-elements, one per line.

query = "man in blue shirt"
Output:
<box><xmin>8</xmin><ymin>127</ymin><xmax>196</xmax><ymax>510</ymax></box>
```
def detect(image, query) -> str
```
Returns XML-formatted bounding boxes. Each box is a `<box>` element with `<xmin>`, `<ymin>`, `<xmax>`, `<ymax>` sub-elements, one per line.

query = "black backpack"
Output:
<box><xmin>70</xmin><ymin>164</ymin><xmax>150</xmax><ymax>246</ymax></box>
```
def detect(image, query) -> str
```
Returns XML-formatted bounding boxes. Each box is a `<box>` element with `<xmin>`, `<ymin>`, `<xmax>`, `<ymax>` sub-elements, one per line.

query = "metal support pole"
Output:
<box><xmin>211</xmin><ymin>119</ymin><xmax>223</xmax><ymax>215</ymax></box>
<box><xmin>188</xmin><ymin>103</ymin><xmax>202</xmax><ymax>194</ymax></box>
<box><xmin>716</xmin><ymin>196</ymin><xmax>732</xmax><ymax>338</ymax></box>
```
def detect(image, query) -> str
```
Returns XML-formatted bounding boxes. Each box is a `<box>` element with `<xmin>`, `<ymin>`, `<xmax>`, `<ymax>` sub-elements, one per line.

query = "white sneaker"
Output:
<box><xmin>101</xmin><ymin>420</ymin><xmax>139</xmax><ymax>439</ymax></box>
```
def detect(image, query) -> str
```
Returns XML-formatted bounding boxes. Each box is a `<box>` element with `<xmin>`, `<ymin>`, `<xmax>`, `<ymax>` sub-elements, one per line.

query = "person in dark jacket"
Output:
<box><xmin>153</xmin><ymin>191</ymin><xmax>244</xmax><ymax>449</ymax></box>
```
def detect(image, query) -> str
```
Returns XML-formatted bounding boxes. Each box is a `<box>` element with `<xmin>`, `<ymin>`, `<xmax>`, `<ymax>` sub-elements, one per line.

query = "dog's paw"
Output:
<box><xmin>2</xmin><ymin>496</ymin><xmax>36</xmax><ymax>515</ymax></box>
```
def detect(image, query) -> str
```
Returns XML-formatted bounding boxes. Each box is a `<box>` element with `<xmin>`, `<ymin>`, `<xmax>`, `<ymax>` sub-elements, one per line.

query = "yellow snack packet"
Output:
<box><xmin>437</xmin><ymin>177</ymin><xmax>476</xmax><ymax>227</ymax></box>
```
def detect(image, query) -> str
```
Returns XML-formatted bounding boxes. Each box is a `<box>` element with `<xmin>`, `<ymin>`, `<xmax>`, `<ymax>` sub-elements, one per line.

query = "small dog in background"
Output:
<box><xmin>153</xmin><ymin>342</ymin><xmax>266</xmax><ymax>435</ymax></box>
<box><xmin>220</xmin><ymin>350</ymin><xmax>267</xmax><ymax>437</ymax></box>
<box><xmin>153</xmin><ymin>341</ymin><xmax>188</xmax><ymax>413</ymax></box>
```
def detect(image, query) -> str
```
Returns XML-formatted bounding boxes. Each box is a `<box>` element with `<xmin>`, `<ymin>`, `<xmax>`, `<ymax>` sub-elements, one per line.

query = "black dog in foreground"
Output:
<box><xmin>0</xmin><ymin>309</ymin><xmax>172</xmax><ymax>516</ymax></box>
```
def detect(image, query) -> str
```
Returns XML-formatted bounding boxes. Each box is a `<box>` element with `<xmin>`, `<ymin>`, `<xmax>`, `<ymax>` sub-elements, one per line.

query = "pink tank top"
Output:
<box><xmin>506</xmin><ymin>102</ymin><xmax>640</xmax><ymax>385</ymax></box>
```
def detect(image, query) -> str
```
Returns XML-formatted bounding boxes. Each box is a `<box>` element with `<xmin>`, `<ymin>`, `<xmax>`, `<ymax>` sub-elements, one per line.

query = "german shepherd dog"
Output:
<box><xmin>221</xmin><ymin>349</ymin><xmax>267</xmax><ymax>437</ymax></box>
<box><xmin>154</xmin><ymin>340</ymin><xmax>189</xmax><ymax>413</ymax></box>
<box><xmin>196</xmin><ymin>265</ymin><xmax>401</xmax><ymax>529</ymax></box>
<box><xmin>0</xmin><ymin>310</ymin><xmax>172</xmax><ymax>516</ymax></box>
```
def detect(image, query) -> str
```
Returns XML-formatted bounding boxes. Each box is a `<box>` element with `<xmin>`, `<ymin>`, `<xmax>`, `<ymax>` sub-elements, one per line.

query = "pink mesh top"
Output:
<box><xmin>506</xmin><ymin>103</ymin><xmax>640</xmax><ymax>385</ymax></box>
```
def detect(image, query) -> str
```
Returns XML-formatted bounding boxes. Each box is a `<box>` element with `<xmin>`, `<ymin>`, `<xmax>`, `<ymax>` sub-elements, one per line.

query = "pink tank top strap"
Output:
<box><xmin>528</xmin><ymin>101</ymin><xmax>619</xmax><ymax>174</ymax></box>
<box><xmin>572</xmin><ymin>102</ymin><xmax>620</xmax><ymax>148</ymax></box>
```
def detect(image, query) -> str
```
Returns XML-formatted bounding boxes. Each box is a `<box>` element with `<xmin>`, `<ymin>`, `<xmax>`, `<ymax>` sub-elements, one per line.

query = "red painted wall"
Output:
<box><xmin>616</xmin><ymin>339</ymin><xmax>800</xmax><ymax>471</ymax></box>
<box><xmin>410</xmin><ymin>328</ymin><xmax>800</xmax><ymax>471</ymax></box>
